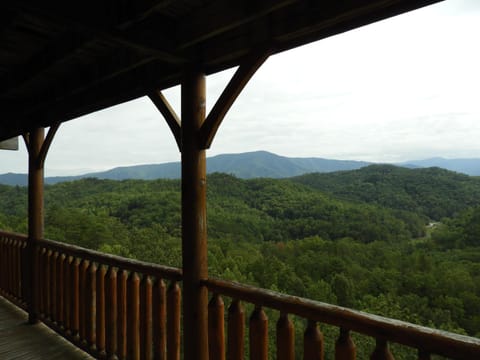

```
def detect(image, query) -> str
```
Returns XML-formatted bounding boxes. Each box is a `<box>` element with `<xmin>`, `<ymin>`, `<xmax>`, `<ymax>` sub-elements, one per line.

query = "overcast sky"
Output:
<box><xmin>2</xmin><ymin>0</ymin><xmax>480</xmax><ymax>176</ymax></box>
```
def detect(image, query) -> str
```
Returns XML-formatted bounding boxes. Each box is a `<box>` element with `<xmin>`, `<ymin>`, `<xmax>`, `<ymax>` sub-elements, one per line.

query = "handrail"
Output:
<box><xmin>0</xmin><ymin>230</ymin><xmax>28</xmax><ymax>243</ymax></box>
<box><xmin>37</xmin><ymin>237</ymin><xmax>183</xmax><ymax>281</ymax></box>
<box><xmin>204</xmin><ymin>277</ymin><xmax>480</xmax><ymax>359</ymax></box>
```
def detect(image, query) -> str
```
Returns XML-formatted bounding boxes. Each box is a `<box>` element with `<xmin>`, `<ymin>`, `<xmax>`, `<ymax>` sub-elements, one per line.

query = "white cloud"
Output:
<box><xmin>2</xmin><ymin>0</ymin><xmax>479</xmax><ymax>175</ymax></box>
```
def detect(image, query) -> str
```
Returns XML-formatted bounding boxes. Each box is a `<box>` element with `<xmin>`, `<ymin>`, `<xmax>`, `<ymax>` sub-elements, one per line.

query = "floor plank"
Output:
<box><xmin>0</xmin><ymin>296</ymin><xmax>92</xmax><ymax>360</ymax></box>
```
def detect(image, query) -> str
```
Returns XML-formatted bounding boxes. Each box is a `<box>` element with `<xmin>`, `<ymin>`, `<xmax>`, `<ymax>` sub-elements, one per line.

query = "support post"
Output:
<box><xmin>26</xmin><ymin>127</ymin><xmax>45</xmax><ymax>324</ymax></box>
<box><xmin>181</xmin><ymin>69</ymin><xmax>209</xmax><ymax>360</ymax></box>
<box><xmin>24</xmin><ymin>124</ymin><xmax>59</xmax><ymax>324</ymax></box>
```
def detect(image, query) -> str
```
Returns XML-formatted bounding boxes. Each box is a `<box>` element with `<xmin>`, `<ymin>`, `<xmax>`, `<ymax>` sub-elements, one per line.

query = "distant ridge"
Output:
<box><xmin>400</xmin><ymin>157</ymin><xmax>480</xmax><ymax>176</ymax></box>
<box><xmin>1</xmin><ymin>151</ymin><xmax>480</xmax><ymax>186</ymax></box>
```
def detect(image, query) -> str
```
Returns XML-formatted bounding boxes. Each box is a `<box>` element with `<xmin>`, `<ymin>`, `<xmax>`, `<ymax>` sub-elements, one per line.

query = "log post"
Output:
<box><xmin>26</xmin><ymin>127</ymin><xmax>44</xmax><ymax>324</ymax></box>
<box><xmin>181</xmin><ymin>68</ymin><xmax>209</xmax><ymax>360</ymax></box>
<box><xmin>24</xmin><ymin>124</ymin><xmax>59</xmax><ymax>324</ymax></box>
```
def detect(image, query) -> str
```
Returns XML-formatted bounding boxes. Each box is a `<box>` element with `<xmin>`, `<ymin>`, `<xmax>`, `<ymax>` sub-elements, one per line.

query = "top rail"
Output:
<box><xmin>0</xmin><ymin>231</ymin><xmax>28</xmax><ymax>243</ymax></box>
<box><xmin>0</xmin><ymin>230</ymin><xmax>182</xmax><ymax>280</ymax></box>
<box><xmin>204</xmin><ymin>277</ymin><xmax>480</xmax><ymax>359</ymax></box>
<box><xmin>36</xmin><ymin>237</ymin><xmax>183</xmax><ymax>281</ymax></box>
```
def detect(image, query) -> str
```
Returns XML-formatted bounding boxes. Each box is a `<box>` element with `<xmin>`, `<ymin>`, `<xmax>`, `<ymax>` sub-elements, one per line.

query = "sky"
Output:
<box><xmin>1</xmin><ymin>0</ymin><xmax>480</xmax><ymax>176</ymax></box>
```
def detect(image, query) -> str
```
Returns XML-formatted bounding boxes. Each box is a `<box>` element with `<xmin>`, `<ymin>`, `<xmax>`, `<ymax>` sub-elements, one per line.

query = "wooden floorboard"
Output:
<box><xmin>0</xmin><ymin>296</ymin><xmax>93</xmax><ymax>360</ymax></box>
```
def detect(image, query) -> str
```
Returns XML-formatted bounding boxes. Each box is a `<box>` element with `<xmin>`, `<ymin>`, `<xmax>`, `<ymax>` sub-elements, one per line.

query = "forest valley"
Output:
<box><xmin>0</xmin><ymin>164</ymin><xmax>479</xmax><ymax>359</ymax></box>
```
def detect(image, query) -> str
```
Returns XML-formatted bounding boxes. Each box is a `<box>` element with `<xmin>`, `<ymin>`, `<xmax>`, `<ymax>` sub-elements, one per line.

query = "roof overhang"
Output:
<box><xmin>0</xmin><ymin>0</ymin><xmax>443</xmax><ymax>141</ymax></box>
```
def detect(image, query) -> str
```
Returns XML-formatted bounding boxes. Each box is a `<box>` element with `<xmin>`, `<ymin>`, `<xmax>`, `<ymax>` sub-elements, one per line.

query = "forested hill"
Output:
<box><xmin>291</xmin><ymin>165</ymin><xmax>480</xmax><ymax>220</ymax></box>
<box><xmin>0</xmin><ymin>174</ymin><xmax>425</xmax><ymax>244</ymax></box>
<box><xmin>1</xmin><ymin>171</ymin><xmax>480</xmax><ymax>348</ymax></box>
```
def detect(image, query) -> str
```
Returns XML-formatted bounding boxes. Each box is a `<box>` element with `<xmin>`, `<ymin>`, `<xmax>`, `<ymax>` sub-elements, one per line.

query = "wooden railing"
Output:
<box><xmin>203</xmin><ymin>278</ymin><xmax>480</xmax><ymax>360</ymax></box>
<box><xmin>1</xmin><ymin>230</ymin><xmax>480</xmax><ymax>359</ymax></box>
<box><xmin>0</xmin><ymin>231</ymin><xmax>27</xmax><ymax>309</ymax></box>
<box><xmin>0</xmin><ymin>231</ymin><xmax>183</xmax><ymax>360</ymax></box>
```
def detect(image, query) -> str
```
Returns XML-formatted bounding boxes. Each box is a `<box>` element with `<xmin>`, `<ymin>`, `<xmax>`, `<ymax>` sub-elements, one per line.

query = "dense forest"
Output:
<box><xmin>0</xmin><ymin>165</ymin><xmax>479</xmax><ymax>358</ymax></box>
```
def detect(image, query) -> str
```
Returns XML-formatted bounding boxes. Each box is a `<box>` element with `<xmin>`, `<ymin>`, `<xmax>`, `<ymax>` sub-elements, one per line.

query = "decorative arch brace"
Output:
<box><xmin>147</xmin><ymin>49</ymin><xmax>269</xmax><ymax>360</ymax></box>
<box><xmin>148</xmin><ymin>50</ymin><xmax>270</xmax><ymax>151</ymax></box>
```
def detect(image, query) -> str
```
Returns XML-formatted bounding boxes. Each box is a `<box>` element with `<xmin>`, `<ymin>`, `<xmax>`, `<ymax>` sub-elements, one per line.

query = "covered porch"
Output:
<box><xmin>1</xmin><ymin>0</ymin><xmax>480</xmax><ymax>359</ymax></box>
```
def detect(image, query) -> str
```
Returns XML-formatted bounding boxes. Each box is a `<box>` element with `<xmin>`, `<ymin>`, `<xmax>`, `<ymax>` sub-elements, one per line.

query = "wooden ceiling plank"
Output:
<box><xmin>0</xmin><ymin>32</ymin><xmax>89</xmax><ymax>96</ymax></box>
<box><xmin>176</xmin><ymin>0</ymin><xmax>301</xmax><ymax>50</ymax></box>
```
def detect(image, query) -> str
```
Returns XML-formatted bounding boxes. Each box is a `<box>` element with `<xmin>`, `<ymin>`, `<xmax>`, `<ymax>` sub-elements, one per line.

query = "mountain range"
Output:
<box><xmin>1</xmin><ymin>151</ymin><xmax>479</xmax><ymax>186</ymax></box>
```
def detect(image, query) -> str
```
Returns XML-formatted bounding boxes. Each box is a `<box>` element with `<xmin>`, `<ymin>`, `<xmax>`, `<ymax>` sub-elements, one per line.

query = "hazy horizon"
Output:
<box><xmin>1</xmin><ymin>150</ymin><xmax>480</xmax><ymax>177</ymax></box>
<box><xmin>2</xmin><ymin>0</ymin><xmax>480</xmax><ymax>177</ymax></box>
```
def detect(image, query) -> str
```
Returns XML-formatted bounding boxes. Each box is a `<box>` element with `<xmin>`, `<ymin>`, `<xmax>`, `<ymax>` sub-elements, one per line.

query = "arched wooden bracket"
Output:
<box><xmin>148</xmin><ymin>90</ymin><xmax>182</xmax><ymax>151</ymax></box>
<box><xmin>199</xmin><ymin>50</ymin><xmax>270</xmax><ymax>149</ymax></box>
<box><xmin>22</xmin><ymin>133</ymin><xmax>31</xmax><ymax>152</ymax></box>
<box><xmin>22</xmin><ymin>123</ymin><xmax>61</xmax><ymax>169</ymax></box>
<box><xmin>38</xmin><ymin>122</ymin><xmax>60</xmax><ymax>169</ymax></box>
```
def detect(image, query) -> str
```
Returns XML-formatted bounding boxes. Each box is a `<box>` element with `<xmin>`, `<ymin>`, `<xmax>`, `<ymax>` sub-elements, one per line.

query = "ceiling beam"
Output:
<box><xmin>175</xmin><ymin>0</ymin><xmax>301</xmax><ymax>50</ymax></box>
<box><xmin>0</xmin><ymin>1</ymin><xmax>182</xmax><ymax>96</ymax></box>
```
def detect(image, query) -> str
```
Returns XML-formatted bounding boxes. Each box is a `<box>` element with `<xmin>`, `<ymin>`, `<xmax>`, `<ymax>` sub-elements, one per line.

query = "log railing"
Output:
<box><xmin>0</xmin><ymin>231</ymin><xmax>27</xmax><ymax>309</ymax></box>
<box><xmin>203</xmin><ymin>278</ymin><xmax>480</xmax><ymax>360</ymax></box>
<box><xmin>1</xmin><ymin>230</ymin><xmax>480</xmax><ymax>359</ymax></box>
<box><xmin>0</xmin><ymin>231</ymin><xmax>183</xmax><ymax>360</ymax></box>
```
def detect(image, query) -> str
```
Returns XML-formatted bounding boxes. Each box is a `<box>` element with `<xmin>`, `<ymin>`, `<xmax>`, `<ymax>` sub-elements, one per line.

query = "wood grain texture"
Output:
<box><xmin>0</xmin><ymin>295</ymin><xmax>92</xmax><ymax>359</ymax></box>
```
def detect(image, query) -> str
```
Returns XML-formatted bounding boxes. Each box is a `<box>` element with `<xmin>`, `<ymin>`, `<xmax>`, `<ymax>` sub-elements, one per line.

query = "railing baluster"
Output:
<box><xmin>71</xmin><ymin>257</ymin><xmax>80</xmax><ymax>340</ymax></box>
<box><xmin>140</xmin><ymin>275</ymin><xmax>153</xmax><ymax>360</ymax></box>
<box><xmin>127</xmin><ymin>271</ymin><xmax>141</xmax><ymax>360</ymax></box>
<box><xmin>64</xmin><ymin>256</ymin><xmax>73</xmax><ymax>334</ymax></box>
<box><xmin>105</xmin><ymin>266</ymin><xmax>118</xmax><ymax>359</ymax></box>
<box><xmin>167</xmin><ymin>281</ymin><xmax>181</xmax><ymax>360</ymax></box>
<box><xmin>5</xmin><ymin>239</ymin><xmax>10</xmax><ymax>295</ymax></box>
<box><xmin>57</xmin><ymin>253</ymin><xmax>65</xmax><ymax>327</ymax></box>
<box><xmin>46</xmin><ymin>249</ymin><xmax>53</xmax><ymax>319</ymax></box>
<box><xmin>304</xmin><ymin>320</ymin><xmax>324</xmax><ymax>360</ymax></box>
<box><xmin>51</xmin><ymin>251</ymin><xmax>58</xmax><ymax>322</ymax></box>
<box><xmin>9</xmin><ymin>239</ymin><xmax>15</xmax><ymax>297</ymax></box>
<box><xmin>16</xmin><ymin>239</ymin><xmax>21</xmax><ymax>298</ymax></box>
<box><xmin>86</xmin><ymin>261</ymin><xmax>97</xmax><ymax>350</ymax></box>
<box><xmin>118</xmin><ymin>269</ymin><xmax>128</xmax><ymax>360</ymax></box>
<box><xmin>79</xmin><ymin>259</ymin><xmax>89</xmax><ymax>342</ymax></box>
<box><xmin>13</xmin><ymin>239</ymin><xmax>18</xmax><ymax>297</ymax></box>
<box><xmin>249</xmin><ymin>306</ymin><xmax>268</xmax><ymax>360</ymax></box>
<box><xmin>5</xmin><ymin>238</ymin><xmax>10</xmax><ymax>294</ymax></box>
<box><xmin>335</xmin><ymin>328</ymin><xmax>356</xmax><ymax>360</ymax></box>
<box><xmin>277</xmin><ymin>313</ymin><xmax>295</xmax><ymax>360</ymax></box>
<box><xmin>208</xmin><ymin>294</ymin><xmax>225</xmax><ymax>360</ymax></box>
<box><xmin>39</xmin><ymin>248</ymin><xmax>46</xmax><ymax>316</ymax></box>
<box><xmin>63</xmin><ymin>255</ymin><xmax>73</xmax><ymax>336</ymax></box>
<box><xmin>227</xmin><ymin>299</ymin><xmax>245</xmax><ymax>360</ymax></box>
<box><xmin>153</xmin><ymin>278</ymin><xmax>167</xmax><ymax>360</ymax></box>
<box><xmin>371</xmin><ymin>339</ymin><xmax>395</xmax><ymax>360</ymax></box>
<box><xmin>0</xmin><ymin>238</ymin><xmax>4</xmax><ymax>293</ymax></box>
<box><xmin>96</xmin><ymin>264</ymin><xmax>107</xmax><ymax>356</ymax></box>
<box><xmin>22</xmin><ymin>240</ymin><xmax>28</xmax><ymax>305</ymax></box>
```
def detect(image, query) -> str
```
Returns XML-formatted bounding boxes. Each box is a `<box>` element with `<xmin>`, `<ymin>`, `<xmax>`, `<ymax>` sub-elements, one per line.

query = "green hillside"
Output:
<box><xmin>291</xmin><ymin>165</ymin><xmax>480</xmax><ymax>220</ymax></box>
<box><xmin>0</xmin><ymin>170</ymin><xmax>479</xmax><ymax>358</ymax></box>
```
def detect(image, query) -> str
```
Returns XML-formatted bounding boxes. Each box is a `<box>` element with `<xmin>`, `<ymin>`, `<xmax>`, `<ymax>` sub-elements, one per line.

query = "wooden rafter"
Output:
<box><xmin>175</xmin><ymin>0</ymin><xmax>301</xmax><ymax>50</ymax></box>
<box><xmin>148</xmin><ymin>90</ymin><xmax>182</xmax><ymax>151</ymax></box>
<box><xmin>0</xmin><ymin>2</ymin><xmax>182</xmax><ymax>97</ymax></box>
<box><xmin>0</xmin><ymin>0</ymin><xmax>444</xmax><ymax>140</ymax></box>
<box><xmin>199</xmin><ymin>50</ymin><xmax>270</xmax><ymax>149</ymax></box>
<box><xmin>0</xmin><ymin>33</ymin><xmax>90</xmax><ymax>96</ymax></box>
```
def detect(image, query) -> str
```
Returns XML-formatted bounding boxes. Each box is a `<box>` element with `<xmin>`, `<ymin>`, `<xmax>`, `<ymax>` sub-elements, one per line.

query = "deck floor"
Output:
<box><xmin>0</xmin><ymin>296</ymin><xmax>92</xmax><ymax>360</ymax></box>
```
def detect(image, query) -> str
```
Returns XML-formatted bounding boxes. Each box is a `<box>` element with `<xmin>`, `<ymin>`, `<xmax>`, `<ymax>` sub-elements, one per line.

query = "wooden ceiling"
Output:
<box><xmin>0</xmin><ymin>0</ymin><xmax>442</xmax><ymax>141</ymax></box>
